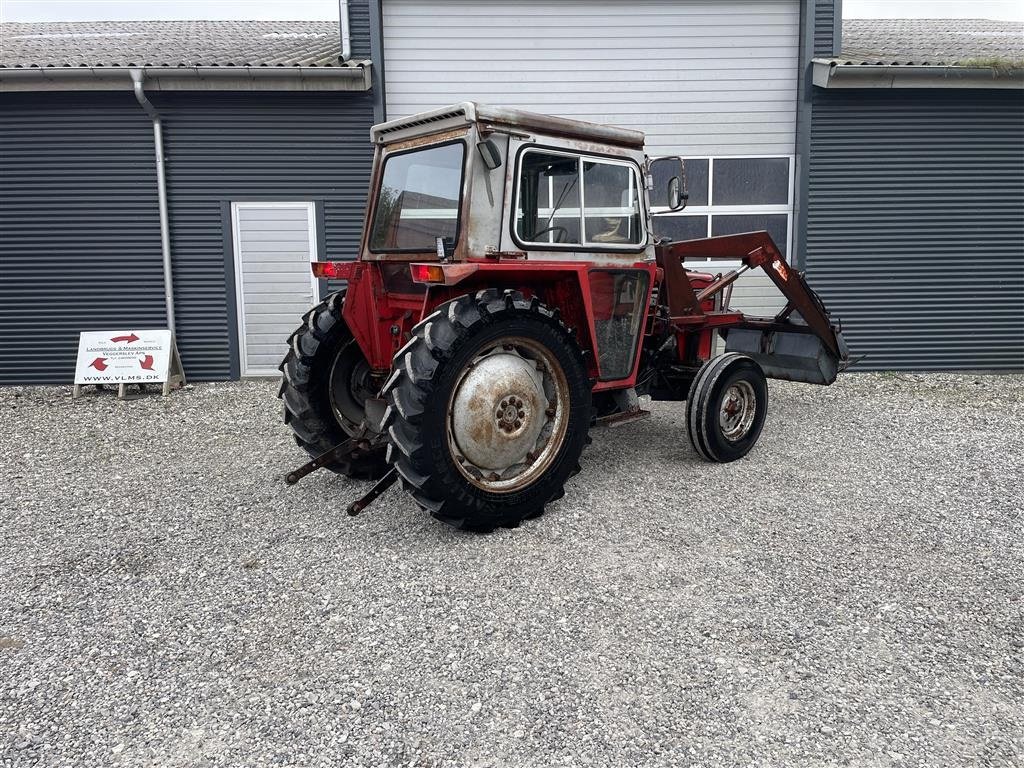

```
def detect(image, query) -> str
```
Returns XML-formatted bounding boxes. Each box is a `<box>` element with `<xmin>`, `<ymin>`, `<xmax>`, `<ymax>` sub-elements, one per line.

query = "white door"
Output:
<box><xmin>231</xmin><ymin>201</ymin><xmax>318</xmax><ymax>376</ymax></box>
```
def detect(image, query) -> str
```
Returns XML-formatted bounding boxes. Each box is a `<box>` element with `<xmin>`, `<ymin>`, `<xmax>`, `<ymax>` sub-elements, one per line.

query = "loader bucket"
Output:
<box><xmin>725</xmin><ymin>327</ymin><xmax>849</xmax><ymax>385</ymax></box>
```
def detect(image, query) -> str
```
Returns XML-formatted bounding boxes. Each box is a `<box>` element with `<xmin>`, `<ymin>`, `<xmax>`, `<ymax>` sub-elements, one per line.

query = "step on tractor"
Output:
<box><xmin>280</xmin><ymin>103</ymin><xmax>849</xmax><ymax>530</ymax></box>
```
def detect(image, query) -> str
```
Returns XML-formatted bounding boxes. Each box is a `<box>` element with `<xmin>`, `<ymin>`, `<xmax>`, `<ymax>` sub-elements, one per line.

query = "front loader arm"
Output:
<box><xmin>654</xmin><ymin>231</ymin><xmax>845</xmax><ymax>360</ymax></box>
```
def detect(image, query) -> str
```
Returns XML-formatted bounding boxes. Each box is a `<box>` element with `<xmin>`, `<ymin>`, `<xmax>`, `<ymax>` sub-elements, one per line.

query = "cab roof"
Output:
<box><xmin>370</xmin><ymin>102</ymin><xmax>646</xmax><ymax>150</ymax></box>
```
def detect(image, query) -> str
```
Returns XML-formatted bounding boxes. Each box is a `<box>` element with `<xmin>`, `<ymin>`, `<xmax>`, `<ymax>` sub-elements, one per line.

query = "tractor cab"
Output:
<box><xmin>361</xmin><ymin>102</ymin><xmax>683</xmax><ymax>265</ymax></box>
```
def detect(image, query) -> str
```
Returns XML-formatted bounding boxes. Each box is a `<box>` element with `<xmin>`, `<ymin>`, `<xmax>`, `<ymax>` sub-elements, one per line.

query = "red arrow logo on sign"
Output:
<box><xmin>89</xmin><ymin>357</ymin><xmax>109</xmax><ymax>371</ymax></box>
<box><xmin>111</xmin><ymin>333</ymin><xmax>140</xmax><ymax>343</ymax></box>
<box><xmin>139</xmin><ymin>354</ymin><xmax>155</xmax><ymax>370</ymax></box>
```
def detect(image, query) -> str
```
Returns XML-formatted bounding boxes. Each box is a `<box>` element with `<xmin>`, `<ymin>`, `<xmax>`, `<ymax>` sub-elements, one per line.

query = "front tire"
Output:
<box><xmin>686</xmin><ymin>353</ymin><xmax>768</xmax><ymax>462</ymax></box>
<box><xmin>383</xmin><ymin>289</ymin><xmax>591</xmax><ymax>531</ymax></box>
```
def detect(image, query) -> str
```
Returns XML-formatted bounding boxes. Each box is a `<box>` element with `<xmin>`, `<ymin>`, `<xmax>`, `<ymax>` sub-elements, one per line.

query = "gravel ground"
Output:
<box><xmin>1</xmin><ymin>373</ymin><xmax>1022</xmax><ymax>767</ymax></box>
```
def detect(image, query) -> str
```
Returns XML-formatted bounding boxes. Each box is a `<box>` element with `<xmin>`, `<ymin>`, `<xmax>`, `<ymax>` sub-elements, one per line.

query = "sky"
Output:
<box><xmin>2</xmin><ymin>0</ymin><xmax>1023</xmax><ymax>22</ymax></box>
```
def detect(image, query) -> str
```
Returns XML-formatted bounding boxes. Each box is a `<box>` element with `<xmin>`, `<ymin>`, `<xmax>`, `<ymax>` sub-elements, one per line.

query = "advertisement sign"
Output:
<box><xmin>73</xmin><ymin>329</ymin><xmax>184</xmax><ymax>397</ymax></box>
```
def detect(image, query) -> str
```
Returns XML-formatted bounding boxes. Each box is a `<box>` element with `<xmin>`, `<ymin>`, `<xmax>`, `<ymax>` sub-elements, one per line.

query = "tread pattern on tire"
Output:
<box><xmin>278</xmin><ymin>289</ymin><xmax>386</xmax><ymax>479</ymax></box>
<box><xmin>381</xmin><ymin>289</ymin><xmax>591</xmax><ymax>532</ymax></box>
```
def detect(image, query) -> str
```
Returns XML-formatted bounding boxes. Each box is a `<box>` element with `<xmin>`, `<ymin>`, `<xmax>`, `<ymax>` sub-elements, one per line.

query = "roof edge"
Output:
<box><xmin>371</xmin><ymin>102</ymin><xmax>646</xmax><ymax>148</ymax></box>
<box><xmin>812</xmin><ymin>59</ymin><xmax>1024</xmax><ymax>89</ymax></box>
<box><xmin>0</xmin><ymin>62</ymin><xmax>373</xmax><ymax>92</ymax></box>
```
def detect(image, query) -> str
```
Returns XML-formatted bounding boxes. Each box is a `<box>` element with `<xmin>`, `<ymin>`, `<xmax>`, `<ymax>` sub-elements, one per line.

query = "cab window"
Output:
<box><xmin>515</xmin><ymin>150</ymin><xmax>643</xmax><ymax>248</ymax></box>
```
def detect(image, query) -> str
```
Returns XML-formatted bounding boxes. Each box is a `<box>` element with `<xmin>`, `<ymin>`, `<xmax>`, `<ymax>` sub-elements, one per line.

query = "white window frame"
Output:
<box><xmin>230</xmin><ymin>201</ymin><xmax>319</xmax><ymax>376</ymax></box>
<box><xmin>652</xmin><ymin>154</ymin><xmax>795</xmax><ymax>263</ymax></box>
<box><xmin>514</xmin><ymin>148</ymin><xmax>646</xmax><ymax>251</ymax></box>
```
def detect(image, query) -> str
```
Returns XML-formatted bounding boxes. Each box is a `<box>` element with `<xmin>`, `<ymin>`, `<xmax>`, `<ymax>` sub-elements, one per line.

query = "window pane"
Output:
<box><xmin>712</xmin><ymin>158</ymin><xmax>789</xmax><ymax>206</ymax></box>
<box><xmin>652</xmin><ymin>214</ymin><xmax>708</xmax><ymax>242</ymax></box>
<box><xmin>650</xmin><ymin>158</ymin><xmax>708</xmax><ymax>208</ymax></box>
<box><xmin>516</xmin><ymin>151</ymin><xmax>580</xmax><ymax>245</ymax></box>
<box><xmin>711</xmin><ymin>214</ymin><xmax>788</xmax><ymax>256</ymax></box>
<box><xmin>369</xmin><ymin>143</ymin><xmax>464</xmax><ymax>251</ymax></box>
<box><xmin>589</xmin><ymin>270</ymin><xmax>649</xmax><ymax>380</ymax></box>
<box><xmin>583</xmin><ymin>160</ymin><xmax>642</xmax><ymax>245</ymax></box>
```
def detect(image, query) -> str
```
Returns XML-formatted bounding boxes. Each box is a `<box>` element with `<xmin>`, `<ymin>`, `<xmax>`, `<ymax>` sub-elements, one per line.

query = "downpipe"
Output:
<box><xmin>130</xmin><ymin>69</ymin><xmax>177</xmax><ymax>337</ymax></box>
<box><xmin>338</xmin><ymin>0</ymin><xmax>352</xmax><ymax>62</ymax></box>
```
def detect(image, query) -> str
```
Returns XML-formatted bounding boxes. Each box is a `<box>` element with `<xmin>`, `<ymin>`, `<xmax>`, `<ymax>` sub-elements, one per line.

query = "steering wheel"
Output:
<box><xmin>531</xmin><ymin>225</ymin><xmax>569</xmax><ymax>244</ymax></box>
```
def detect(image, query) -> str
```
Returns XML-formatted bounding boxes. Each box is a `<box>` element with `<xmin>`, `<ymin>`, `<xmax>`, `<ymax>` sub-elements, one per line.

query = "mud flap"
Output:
<box><xmin>725</xmin><ymin>328</ymin><xmax>848</xmax><ymax>385</ymax></box>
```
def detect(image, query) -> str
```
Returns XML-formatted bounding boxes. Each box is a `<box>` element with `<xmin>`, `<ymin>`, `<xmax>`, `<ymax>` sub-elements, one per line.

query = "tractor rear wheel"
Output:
<box><xmin>383</xmin><ymin>289</ymin><xmax>591</xmax><ymax>531</ymax></box>
<box><xmin>278</xmin><ymin>290</ymin><xmax>388</xmax><ymax>479</ymax></box>
<box><xmin>686</xmin><ymin>353</ymin><xmax>768</xmax><ymax>462</ymax></box>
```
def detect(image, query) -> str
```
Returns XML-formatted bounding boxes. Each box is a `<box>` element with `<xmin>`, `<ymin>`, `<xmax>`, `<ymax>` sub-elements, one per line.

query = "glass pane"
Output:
<box><xmin>582</xmin><ymin>161</ymin><xmax>642</xmax><ymax>245</ymax></box>
<box><xmin>712</xmin><ymin>157</ymin><xmax>789</xmax><ymax>206</ymax></box>
<box><xmin>711</xmin><ymin>214</ymin><xmax>789</xmax><ymax>256</ymax></box>
<box><xmin>369</xmin><ymin>143</ymin><xmax>464</xmax><ymax>251</ymax></box>
<box><xmin>651</xmin><ymin>158</ymin><xmax>708</xmax><ymax>208</ymax></box>
<box><xmin>516</xmin><ymin>151</ymin><xmax>580</xmax><ymax>245</ymax></box>
<box><xmin>589</xmin><ymin>270</ymin><xmax>649</xmax><ymax>380</ymax></box>
<box><xmin>652</xmin><ymin>214</ymin><xmax>708</xmax><ymax>243</ymax></box>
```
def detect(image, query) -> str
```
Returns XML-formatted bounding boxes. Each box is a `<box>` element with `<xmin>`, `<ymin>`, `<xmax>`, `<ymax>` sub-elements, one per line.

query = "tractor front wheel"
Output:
<box><xmin>686</xmin><ymin>353</ymin><xmax>768</xmax><ymax>462</ymax></box>
<box><xmin>383</xmin><ymin>289</ymin><xmax>591</xmax><ymax>531</ymax></box>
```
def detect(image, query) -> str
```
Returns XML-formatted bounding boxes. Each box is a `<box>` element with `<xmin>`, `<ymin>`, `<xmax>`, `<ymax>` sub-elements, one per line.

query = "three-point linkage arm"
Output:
<box><xmin>654</xmin><ymin>231</ymin><xmax>845</xmax><ymax>361</ymax></box>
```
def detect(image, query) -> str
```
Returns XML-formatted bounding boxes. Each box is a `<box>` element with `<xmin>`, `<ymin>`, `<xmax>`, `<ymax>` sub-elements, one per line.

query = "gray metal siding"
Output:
<box><xmin>348</xmin><ymin>0</ymin><xmax>372</xmax><ymax>58</ymax></box>
<box><xmin>153</xmin><ymin>90</ymin><xmax>375</xmax><ymax>380</ymax></box>
<box><xmin>0</xmin><ymin>92</ymin><xmax>166</xmax><ymax>385</ymax></box>
<box><xmin>806</xmin><ymin>89</ymin><xmax>1024</xmax><ymax>371</ymax></box>
<box><xmin>0</xmin><ymin>90</ymin><xmax>375</xmax><ymax>384</ymax></box>
<box><xmin>813</xmin><ymin>0</ymin><xmax>835</xmax><ymax>56</ymax></box>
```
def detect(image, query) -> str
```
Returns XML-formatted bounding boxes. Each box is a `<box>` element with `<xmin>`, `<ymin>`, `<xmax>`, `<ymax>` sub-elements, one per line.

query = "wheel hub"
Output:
<box><xmin>451</xmin><ymin>350</ymin><xmax>548</xmax><ymax>474</ymax></box>
<box><xmin>447</xmin><ymin>338</ymin><xmax>569</xmax><ymax>493</ymax></box>
<box><xmin>495</xmin><ymin>395</ymin><xmax>528</xmax><ymax>433</ymax></box>
<box><xmin>719</xmin><ymin>381</ymin><xmax>757</xmax><ymax>442</ymax></box>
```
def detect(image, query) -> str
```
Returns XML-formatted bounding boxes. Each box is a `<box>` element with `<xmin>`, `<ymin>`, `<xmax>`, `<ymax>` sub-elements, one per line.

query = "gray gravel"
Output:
<box><xmin>1</xmin><ymin>373</ymin><xmax>1022</xmax><ymax>767</ymax></box>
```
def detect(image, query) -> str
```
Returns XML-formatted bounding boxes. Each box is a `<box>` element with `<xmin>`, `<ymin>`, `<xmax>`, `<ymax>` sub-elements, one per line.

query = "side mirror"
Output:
<box><xmin>667</xmin><ymin>176</ymin><xmax>686</xmax><ymax>211</ymax></box>
<box><xmin>477</xmin><ymin>139</ymin><xmax>502</xmax><ymax>171</ymax></box>
<box><xmin>648</xmin><ymin>155</ymin><xmax>688</xmax><ymax>211</ymax></box>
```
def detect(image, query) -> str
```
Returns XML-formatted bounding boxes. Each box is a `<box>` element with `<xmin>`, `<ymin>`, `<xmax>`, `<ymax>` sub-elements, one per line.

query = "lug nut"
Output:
<box><xmin>518</xmin><ymin>410</ymin><xmax>525</xmax><ymax>419</ymax></box>
<box><xmin>514</xmin><ymin>420</ymin><xmax>522</xmax><ymax>429</ymax></box>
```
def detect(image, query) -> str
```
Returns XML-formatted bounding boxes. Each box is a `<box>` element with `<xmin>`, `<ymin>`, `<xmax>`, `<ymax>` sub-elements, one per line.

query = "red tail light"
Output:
<box><xmin>311</xmin><ymin>261</ymin><xmax>355</xmax><ymax>280</ymax></box>
<box><xmin>410</xmin><ymin>264</ymin><xmax>446</xmax><ymax>283</ymax></box>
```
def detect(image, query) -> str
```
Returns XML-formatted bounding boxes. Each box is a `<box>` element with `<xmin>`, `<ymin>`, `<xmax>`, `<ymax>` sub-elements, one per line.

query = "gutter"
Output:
<box><xmin>812</xmin><ymin>59</ymin><xmax>1024</xmax><ymax>89</ymax></box>
<box><xmin>130</xmin><ymin>69</ymin><xmax>177</xmax><ymax>339</ymax></box>
<box><xmin>0</xmin><ymin>63</ymin><xmax>372</xmax><ymax>92</ymax></box>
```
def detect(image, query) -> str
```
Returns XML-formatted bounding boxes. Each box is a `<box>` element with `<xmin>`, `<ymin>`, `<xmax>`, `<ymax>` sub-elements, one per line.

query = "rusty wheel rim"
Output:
<box><xmin>446</xmin><ymin>336</ymin><xmax>570</xmax><ymax>493</ymax></box>
<box><xmin>719</xmin><ymin>380</ymin><xmax>757</xmax><ymax>442</ymax></box>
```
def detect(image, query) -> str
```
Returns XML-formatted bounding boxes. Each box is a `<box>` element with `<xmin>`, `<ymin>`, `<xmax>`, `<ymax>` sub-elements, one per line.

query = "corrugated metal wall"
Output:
<box><xmin>806</xmin><ymin>89</ymin><xmax>1024</xmax><ymax>371</ymax></box>
<box><xmin>0</xmin><ymin>90</ymin><xmax>375</xmax><ymax>384</ymax></box>
<box><xmin>382</xmin><ymin>0</ymin><xmax>800</xmax><ymax>157</ymax></box>
<box><xmin>348</xmin><ymin>0</ymin><xmax>372</xmax><ymax>58</ymax></box>
<box><xmin>153</xmin><ymin>90</ymin><xmax>374</xmax><ymax>380</ymax></box>
<box><xmin>813</xmin><ymin>0</ymin><xmax>835</xmax><ymax>56</ymax></box>
<box><xmin>0</xmin><ymin>93</ymin><xmax>166</xmax><ymax>385</ymax></box>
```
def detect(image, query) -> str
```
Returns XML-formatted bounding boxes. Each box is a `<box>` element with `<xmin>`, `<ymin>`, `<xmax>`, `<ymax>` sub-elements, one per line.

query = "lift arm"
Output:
<box><xmin>654</xmin><ymin>231</ymin><xmax>844</xmax><ymax>359</ymax></box>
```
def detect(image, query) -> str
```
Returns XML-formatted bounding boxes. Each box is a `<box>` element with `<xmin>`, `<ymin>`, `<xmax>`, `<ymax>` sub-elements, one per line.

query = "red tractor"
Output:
<box><xmin>280</xmin><ymin>103</ymin><xmax>848</xmax><ymax>530</ymax></box>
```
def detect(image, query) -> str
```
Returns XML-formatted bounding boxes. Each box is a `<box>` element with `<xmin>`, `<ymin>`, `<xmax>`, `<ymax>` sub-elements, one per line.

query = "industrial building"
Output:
<box><xmin>1</xmin><ymin>1</ymin><xmax>1020</xmax><ymax>384</ymax></box>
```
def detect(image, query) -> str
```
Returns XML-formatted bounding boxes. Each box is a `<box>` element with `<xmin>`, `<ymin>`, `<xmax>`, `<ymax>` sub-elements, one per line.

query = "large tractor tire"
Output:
<box><xmin>279</xmin><ymin>290</ymin><xmax>387</xmax><ymax>479</ymax></box>
<box><xmin>686</xmin><ymin>353</ymin><xmax>768</xmax><ymax>462</ymax></box>
<box><xmin>383</xmin><ymin>289</ymin><xmax>592</xmax><ymax>531</ymax></box>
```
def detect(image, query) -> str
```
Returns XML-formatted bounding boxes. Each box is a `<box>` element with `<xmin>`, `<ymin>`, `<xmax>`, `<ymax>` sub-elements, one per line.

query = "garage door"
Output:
<box><xmin>382</xmin><ymin>0</ymin><xmax>799</xmax><ymax>313</ymax></box>
<box><xmin>231</xmin><ymin>202</ymin><xmax>318</xmax><ymax>375</ymax></box>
